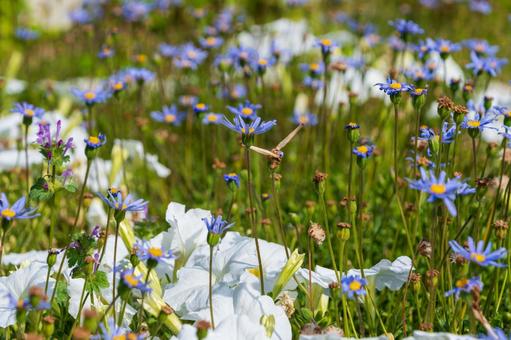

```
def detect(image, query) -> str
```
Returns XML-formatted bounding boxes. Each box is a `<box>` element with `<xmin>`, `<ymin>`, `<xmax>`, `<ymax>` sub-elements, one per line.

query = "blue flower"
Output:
<box><xmin>202</xmin><ymin>113</ymin><xmax>223</xmax><ymax>125</ymax></box>
<box><xmin>469</xmin><ymin>0</ymin><xmax>491</xmax><ymax>14</ymax></box>
<box><xmin>11</xmin><ymin>102</ymin><xmax>45</xmax><ymax>120</ymax></box>
<box><xmin>483</xmin><ymin>56</ymin><xmax>508</xmax><ymax>77</ymax></box>
<box><xmin>389</xmin><ymin>19</ymin><xmax>424</xmax><ymax>37</ymax></box>
<box><xmin>478</xmin><ymin>328</ymin><xmax>510</xmax><ymax>340</ymax></box>
<box><xmin>221</xmin><ymin>116</ymin><xmax>276</xmax><ymax>136</ymax></box>
<box><xmin>159</xmin><ymin>43</ymin><xmax>179</xmax><ymax>58</ymax></box>
<box><xmin>253</xmin><ymin>57</ymin><xmax>275</xmax><ymax>75</ymax></box>
<box><xmin>72</xmin><ymin>88</ymin><xmax>111</xmax><ymax>106</ymax></box>
<box><xmin>98</xmin><ymin>45</ymin><xmax>115</xmax><ymax>59</ymax></box>
<box><xmin>122</xmin><ymin>67</ymin><xmax>155</xmax><ymax>84</ymax></box>
<box><xmin>461</xmin><ymin>112</ymin><xmax>496</xmax><ymax>132</ymax></box>
<box><xmin>445</xmin><ymin>276</ymin><xmax>483</xmax><ymax>299</ymax></box>
<box><xmin>300</xmin><ymin>62</ymin><xmax>324</xmax><ymax>77</ymax></box>
<box><xmin>405</xmin><ymin>66</ymin><xmax>435</xmax><ymax>83</ymax></box>
<box><xmin>118</xmin><ymin>269</ymin><xmax>151</xmax><ymax>294</ymax></box>
<box><xmin>434</xmin><ymin>39</ymin><xmax>461</xmax><ymax>57</ymax></box>
<box><xmin>375</xmin><ymin>77</ymin><xmax>410</xmax><ymax>96</ymax></box>
<box><xmin>227</xmin><ymin>101</ymin><xmax>261</xmax><ymax>120</ymax></box>
<box><xmin>407</xmin><ymin>169</ymin><xmax>475</xmax><ymax>216</ymax></box>
<box><xmin>151</xmin><ymin>105</ymin><xmax>186</xmax><ymax>126</ymax></box>
<box><xmin>464</xmin><ymin>39</ymin><xmax>498</xmax><ymax>56</ymax></box>
<box><xmin>316</xmin><ymin>38</ymin><xmax>337</xmax><ymax>56</ymax></box>
<box><xmin>414</xmin><ymin>38</ymin><xmax>436</xmax><ymax>59</ymax></box>
<box><xmin>388</xmin><ymin>36</ymin><xmax>406</xmax><ymax>51</ymax></box>
<box><xmin>93</xmin><ymin>317</ymin><xmax>145</xmax><ymax>340</ymax></box>
<box><xmin>15</xmin><ymin>27</ymin><xmax>39</xmax><ymax>41</ymax></box>
<box><xmin>136</xmin><ymin>241</ymin><xmax>174</xmax><ymax>264</ymax></box>
<box><xmin>84</xmin><ymin>133</ymin><xmax>107</xmax><ymax>150</ymax></box>
<box><xmin>449</xmin><ymin>237</ymin><xmax>507</xmax><ymax>267</ymax></box>
<box><xmin>97</xmin><ymin>191</ymin><xmax>148</xmax><ymax>213</ymax></box>
<box><xmin>0</xmin><ymin>193</ymin><xmax>39</xmax><ymax>221</ymax></box>
<box><xmin>193</xmin><ymin>102</ymin><xmax>209</xmax><ymax>114</ymax></box>
<box><xmin>292</xmin><ymin>112</ymin><xmax>318</xmax><ymax>126</ymax></box>
<box><xmin>228</xmin><ymin>46</ymin><xmax>259</xmax><ymax>67</ymax></box>
<box><xmin>122</xmin><ymin>0</ymin><xmax>152</xmax><ymax>22</ymax></box>
<box><xmin>407</xmin><ymin>86</ymin><xmax>428</xmax><ymax>97</ymax></box>
<box><xmin>341</xmin><ymin>275</ymin><xmax>367</xmax><ymax>299</ymax></box>
<box><xmin>174</xmin><ymin>43</ymin><xmax>208</xmax><ymax>69</ymax></box>
<box><xmin>223</xmin><ymin>173</ymin><xmax>240</xmax><ymax>188</ymax></box>
<box><xmin>200</xmin><ymin>36</ymin><xmax>224</xmax><ymax>49</ymax></box>
<box><xmin>353</xmin><ymin>144</ymin><xmax>375</xmax><ymax>158</ymax></box>
<box><xmin>202</xmin><ymin>215</ymin><xmax>233</xmax><ymax>235</ymax></box>
<box><xmin>107</xmin><ymin>76</ymin><xmax>127</xmax><ymax>94</ymax></box>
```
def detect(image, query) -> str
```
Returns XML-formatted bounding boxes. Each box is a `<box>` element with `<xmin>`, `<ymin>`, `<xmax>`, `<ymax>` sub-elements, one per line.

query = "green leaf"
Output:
<box><xmin>87</xmin><ymin>271</ymin><xmax>110</xmax><ymax>294</ymax></box>
<box><xmin>64</xmin><ymin>183</ymin><xmax>78</xmax><ymax>193</ymax></box>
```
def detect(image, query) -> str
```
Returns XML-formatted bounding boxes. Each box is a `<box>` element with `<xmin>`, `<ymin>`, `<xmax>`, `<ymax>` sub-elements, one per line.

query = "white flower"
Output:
<box><xmin>0</xmin><ymin>262</ymin><xmax>54</xmax><ymax>327</ymax></box>
<box><xmin>403</xmin><ymin>330</ymin><xmax>476</xmax><ymax>340</ymax></box>
<box><xmin>297</xmin><ymin>256</ymin><xmax>412</xmax><ymax>292</ymax></box>
<box><xmin>206</xmin><ymin>315</ymin><xmax>267</xmax><ymax>340</ymax></box>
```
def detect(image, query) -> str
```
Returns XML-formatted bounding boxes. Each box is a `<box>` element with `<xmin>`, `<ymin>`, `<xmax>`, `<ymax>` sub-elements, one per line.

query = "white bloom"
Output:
<box><xmin>404</xmin><ymin>330</ymin><xmax>476</xmax><ymax>340</ymax></box>
<box><xmin>0</xmin><ymin>262</ymin><xmax>54</xmax><ymax>327</ymax></box>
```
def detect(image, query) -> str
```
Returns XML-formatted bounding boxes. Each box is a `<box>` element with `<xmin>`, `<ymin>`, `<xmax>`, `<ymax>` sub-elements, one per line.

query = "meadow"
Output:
<box><xmin>0</xmin><ymin>0</ymin><xmax>510</xmax><ymax>339</ymax></box>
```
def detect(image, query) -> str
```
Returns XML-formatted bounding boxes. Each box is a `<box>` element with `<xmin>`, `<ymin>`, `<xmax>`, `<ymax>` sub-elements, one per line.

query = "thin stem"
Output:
<box><xmin>319</xmin><ymin>193</ymin><xmax>340</xmax><ymax>282</ymax></box>
<box><xmin>271</xmin><ymin>172</ymin><xmax>289</xmax><ymax>259</ymax></box>
<box><xmin>209</xmin><ymin>245</ymin><xmax>215</xmax><ymax>329</ymax></box>
<box><xmin>24</xmin><ymin>124</ymin><xmax>30</xmax><ymax>198</ymax></box>
<box><xmin>245</xmin><ymin>147</ymin><xmax>265</xmax><ymax>294</ymax></box>
<box><xmin>112</xmin><ymin>219</ymin><xmax>120</xmax><ymax>324</ymax></box>
<box><xmin>67</xmin><ymin>276</ymin><xmax>88</xmax><ymax>340</ymax></box>
<box><xmin>73</xmin><ymin>159</ymin><xmax>92</xmax><ymax>230</ymax></box>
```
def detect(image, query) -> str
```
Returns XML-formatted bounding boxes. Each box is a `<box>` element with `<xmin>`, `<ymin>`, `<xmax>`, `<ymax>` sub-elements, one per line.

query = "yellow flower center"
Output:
<box><xmin>321</xmin><ymin>38</ymin><xmax>332</xmax><ymax>46</ymax></box>
<box><xmin>110</xmin><ymin>187</ymin><xmax>118</xmax><ymax>194</ymax></box>
<box><xmin>258</xmin><ymin>58</ymin><xmax>268</xmax><ymax>66</ymax></box>
<box><xmin>241</xmin><ymin>107</ymin><xmax>253</xmax><ymax>116</ymax></box>
<box><xmin>475</xmin><ymin>44</ymin><xmax>484</xmax><ymax>52</ymax></box>
<box><xmin>196</xmin><ymin>103</ymin><xmax>206</xmax><ymax>110</ymax></box>
<box><xmin>467</xmin><ymin>120</ymin><xmax>480</xmax><ymax>128</ymax></box>
<box><xmin>206</xmin><ymin>37</ymin><xmax>217</xmax><ymax>45</ymax></box>
<box><xmin>84</xmin><ymin>92</ymin><xmax>96</xmax><ymax>100</ymax></box>
<box><xmin>247</xmin><ymin>267</ymin><xmax>261</xmax><ymax>278</ymax></box>
<box><xmin>1</xmin><ymin>208</ymin><xmax>16</xmax><ymax>218</ymax></box>
<box><xmin>455</xmin><ymin>278</ymin><xmax>468</xmax><ymax>288</ymax></box>
<box><xmin>207</xmin><ymin>114</ymin><xmax>218</xmax><ymax>122</ymax></box>
<box><xmin>148</xmin><ymin>247</ymin><xmax>163</xmax><ymax>258</ymax></box>
<box><xmin>103</xmin><ymin>47</ymin><xmax>111</xmax><ymax>54</ymax></box>
<box><xmin>249</xmin><ymin>127</ymin><xmax>255</xmax><ymax>134</ymax></box>
<box><xmin>115</xmin><ymin>203</ymin><xmax>128</xmax><ymax>210</ymax></box>
<box><xmin>88</xmin><ymin>136</ymin><xmax>100</xmax><ymax>144</ymax></box>
<box><xmin>124</xmin><ymin>274</ymin><xmax>139</xmax><ymax>287</ymax></box>
<box><xmin>113</xmin><ymin>335</ymin><xmax>126</xmax><ymax>340</ymax></box>
<box><xmin>136</xmin><ymin>54</ymin><xmax>147</xmax><ymax>63</ymax></box>
<box><xmin>440</xmin><ymin>45</ymin><xmax>449</xmax><ymax>53</ymax></box>
<box><xmin>465</xmin><ymin>85</ymin><xmax>473</xmax><ymax>91</ymax></box>
<box><xmin>299</xmin><ymin>116</ymin><xmax>309</xmax><ymax>124</ymax></box>
<box><xmin>507</xmin><ymin>111</ymin><xmax>511</xmax><ymax>117</ymax></box>
<box><xmin>24</xmin><ymin>109</ymin><xmax>35</xmax><ymax>117</ymax></box>
<box><xmin>164</xmin><ymin>114</ymin><xmax>176</xmax><ymax>123</ymax></box>
<box><xmin>187</xmin><ymin>50</ymin><xmax>197</xmax><ymax>59</ymax></box>
<box><xmin>356</xmin><ymin>145</ymin><xmax>368</xmax><ymax>154</ymax></box>
<box><xmin>471</xmin><ymin>253</ymin><xmax>486</xmax><ymax>263</ymax></box>
<box><xmin>310</xmin><ymin>63</ymin><xmax>319</xmax><ymax>71</ymax></box>
<box><xmin>430</xmin><ymin>184</ymin><xmax>446</xmax><ymax>194</ymax></box>
<box><xmin>414</xmin><ymin>88</ymin><xmax>424</xmax><ymax>95</ymax></box>
<box><xmin>349</xmin><ymin>280</ymin><xmax>362</xmax><ymax>291</ymax></box>
<box><xmin>113</xmin><ymin>82</ymin><xmax>123</xmax><ymax>90</ymax></box>
<box><xmin>390</xmin><ymin>82</ymin><xmax>402</xmax><ymax>90</ymax></box>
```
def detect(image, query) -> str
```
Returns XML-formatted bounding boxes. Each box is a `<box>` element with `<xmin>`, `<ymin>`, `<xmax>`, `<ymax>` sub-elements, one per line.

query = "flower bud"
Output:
<box><xmin>83</xmin><ymin>309</ymin><xmax>98</xmax><ymax>333</ymax></box>
<box><xmin>494</xmin><ymin>220</ymin><xmax>509</xmax><ymax>240</ymax></box>
<box><xmin>313</xmin><ymin>171</ymin><xmax>328</xmax><ymax>195</ymax></box>
<box><xmin>47</xmin><ymin>249</ymin><xmax>59</xmax><ymax>267</ymax></box>
<box><xmin>42</xmin><ymin>315</ymin><xmax>56</xmax><ymax>337</ymax></box>
<box><xmin>207</xmin><ymin>232</ymin><xmax>221</xmax><ymax>247</ymax></box>
<box><xmin>196</xmin><ymin>320</ymin><xmax>211</xmax><ymax>340</ymax></box>
<box><xmin>336</xmin><ymin>222</ymin><xmax>351</xmax><ymax>241</ymax></box>
<box><xmin>425</xmin><ymin>269</ymin><xmax>439</xmax><ymax>289</ymax></box>
<box><xmin>272</xmin><ymin>250</ymin><xmax>304</xmax><ymax>298</ymax></box>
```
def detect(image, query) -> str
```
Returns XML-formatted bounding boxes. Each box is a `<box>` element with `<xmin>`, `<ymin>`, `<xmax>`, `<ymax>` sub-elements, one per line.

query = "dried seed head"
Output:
<box><xmin>494</xmin><ymin>219</ymin><xmax>509</xmax><ymax>240</ymax></box>
<box><xmin>323</xmin><ymin>325</ymin><xmax>343</xmax><ymax>336</ymax></box>
<box><xmin>195</xmin><ymin>320</ymin><xmax>212</xmax><ymax>331</ymax></box>
<box><xmin>72</xmin><ymin>327</ymin><xmax>91</xmax><ymax>340</ymax></box>
<box><xmin>419</xmin><ymin>323</ymin><xmax>433</xmax><ymax>332</ymax></box>
<box><xmin>308</xmin><ymin>223</ymin><xmax>326</xmax><ymax>245</ymax></box>
<box><xmin>212</xmin><ymin>158</ymin><xmax>226</xmax><ymax>170</ymax></box>
<box><xmin>417</xmin><ymin>239</ymin><xmax>432</xmax><ymax>258</ymax></box>
<box><xmin>313</xmin><ymin>170</ymin><xmax>328</xmax><ymax>184</ymax></box>
<box><xmin>261</xmin><ymin>218</ymin><xmax>272</xmax><ymax>226</ymax></box>
<box><xmin>425</xmin><ymin>269</ymin><xmax>439</xmax><ymax>288</ymax></box>
<box><xmin>276</xmin><ymin>292</ymin><xmax>295</xmax><ymax>318</ymax></box>
<box><xmin>301</xmin><ymin>323</ymin><xmax>322</xmax><ymax>335</ymax></box>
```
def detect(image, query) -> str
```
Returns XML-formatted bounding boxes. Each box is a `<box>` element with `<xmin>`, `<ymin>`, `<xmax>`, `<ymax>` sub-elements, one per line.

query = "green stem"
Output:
<box><xmin>209</xmin><ymin>245</ymin><xmax>215</xmax><ymax>329</ymax></box>
<box><xmin>73</xmin><ymin>159</ymin><xmax>92</xmax><ymax>230</ymax></box>
<box><xmin>319</xmin><ymin>193</ymin><xmax>340</xmax><ymax>282</ymax></box>
<box><xmin>245</xmin><ymin>147</ymin><xmax>265</xmax><ymax>294</ymax></box>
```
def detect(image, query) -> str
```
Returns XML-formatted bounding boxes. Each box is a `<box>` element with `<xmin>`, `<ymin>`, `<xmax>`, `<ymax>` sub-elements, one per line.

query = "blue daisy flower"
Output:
<box><xmin>449</xmin><ymin>237</ymin><xmax>507</xmax><ymax>267</ymax></box>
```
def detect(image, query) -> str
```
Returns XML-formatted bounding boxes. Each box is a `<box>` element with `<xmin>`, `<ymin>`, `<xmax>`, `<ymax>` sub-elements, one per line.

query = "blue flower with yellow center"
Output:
<box><xmin>316</xmin><ymin>38</ymin><xmax>337</xmax><ymax>56</ymax></box>
<box><xmin>136</xmin><ymin>241</ymin><xmax>174</xmax><ymax>265</ymax></box>
<box><xmin>200</xmin><ymin>36</ymin><xmax>224</xmax><ymax>49</ymax></box>
<box><xmin>202</xmin><ymin>113</ymin><xmax>223</xmax><ymax>125</ymax></box>
<box><xmin>72</xmin><ymin>88</ymin><xmax>111</xmax><ymax>106</ymax></box>
<box><xmin>445</xmin><ymin>276</ymin><xmax>483</xmax><ymax>299</ymax></box>
<box><xmin>389</xmin><ymin>19</ymin><xmax>424</xmax><ymax>37</ymax></box>
<box><xmin>223</xmin><ymin>173</ymin><xmax>240</xmax><ymax>187</ymax></box>
<box><xmin>292</xmin><ymin>112</ymin><xmax>318</xmax><ymax>126</ymax></box>
<box><xmin>341</xmin><ymin>275</ymin><xmax>367</xmax><ymax>299</ymax></box>
<box><xmin>84</xmin><ymin>133</ymin><xmax>106</xmax><ymax>150</ymax></box>
<box><xmin>119</xmin><ymin>269</ymin><xmax>151</xmax><ymax>293</ymax></box>
<box><xmin>151</xmin><ymin>105</ymin><xmax>186</xmax><ymax>126</ymax></box>
<box><xmin>227</xmin><ymin>101</ymin><xmax>261</xmax><ymax>120</ymax></box>
<box><xmin>449</xmin><ymin>237</ymin><xmax>507</xmax><ymax>267</ymax></box>
<box><xmin>352</xmin><ymin>144</ymin><xmax>374</xmax><ymax>158</ymax></box>
<box><xmin>220</xmin><ymin>116</ymin><xmax>276</xmax><ymax>137</ymax></box>
<box><xmin>375</xmin><ymin>77</ymin><xmax>411</xmax><ymax>96</ymax></box>
<box><xmin>193</xmin><ymin>102</ymin><xmax>209</xmax><ymax>114</ymax></box>
<box><xmin>97</xmin><ymin>191</ymin><xmax>148</xmax><ymax>213</ymax></box>
<box><xmin>11</xmin><ymin>102</ymin><xmax>45</xmax><ymax>123</ymax></box>
<box><xmin>0</xmin><ymin>193</ymin><xmax>39</xmax><ymax>221</ymax></box>
<box><xmin>407</xmin><ymin>169</ymin><xmax>475</xmax><ymax>216</ymax></box>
